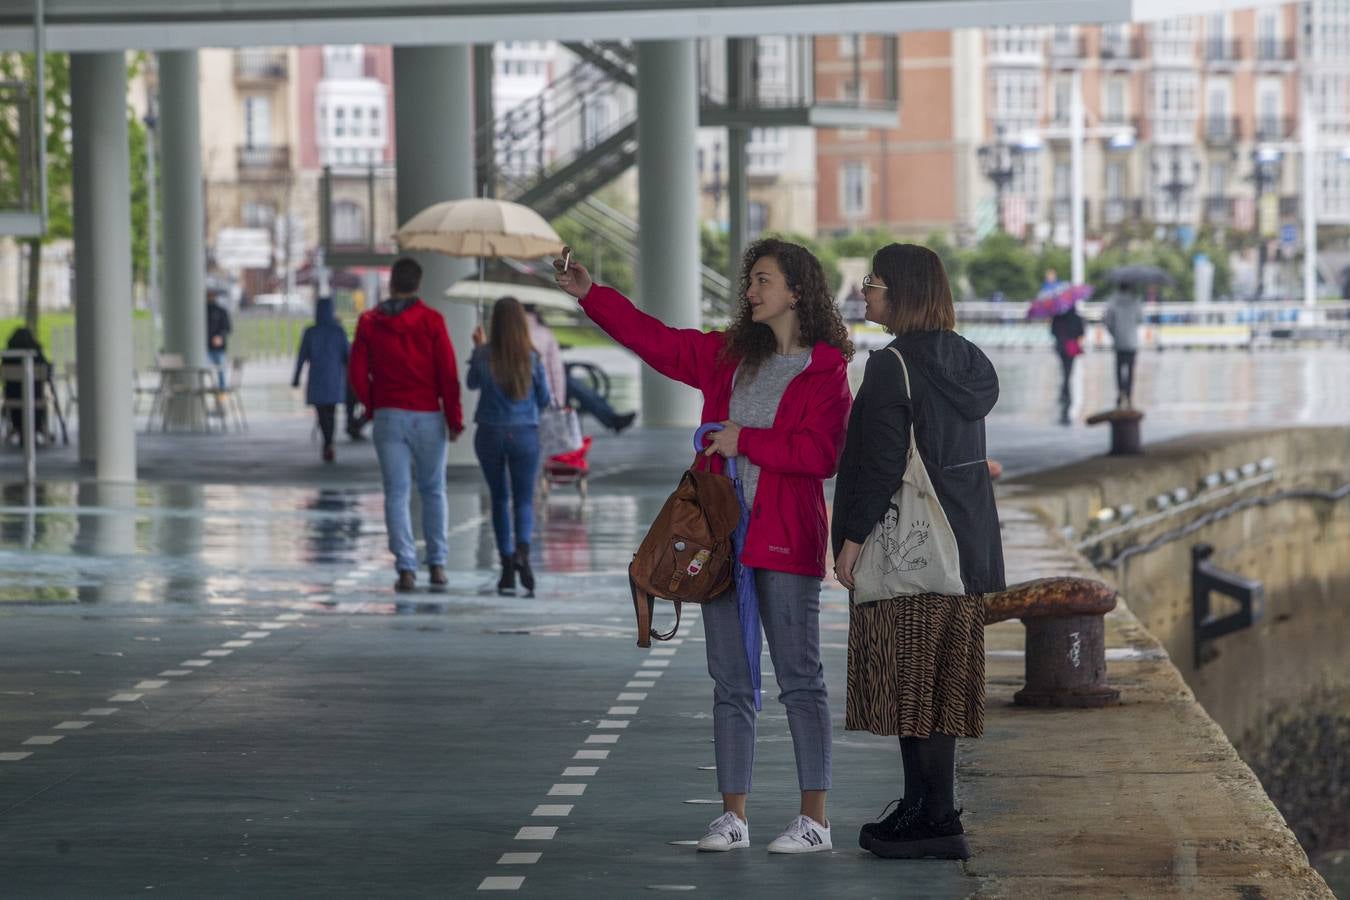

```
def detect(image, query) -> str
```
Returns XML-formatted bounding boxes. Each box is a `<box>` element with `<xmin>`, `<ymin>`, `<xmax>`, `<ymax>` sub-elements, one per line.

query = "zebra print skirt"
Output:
<box><xmin>845</xmin><ymin>593</ymin><xmax>986</xmax><ymax>738</ymax></box>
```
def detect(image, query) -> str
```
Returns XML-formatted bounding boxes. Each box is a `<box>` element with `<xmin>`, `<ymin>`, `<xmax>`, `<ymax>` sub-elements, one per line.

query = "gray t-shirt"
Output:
<box><xmin>729</xmin><ymin>350</ymin><xmax>812</xmax><ymax>507</ymax></box>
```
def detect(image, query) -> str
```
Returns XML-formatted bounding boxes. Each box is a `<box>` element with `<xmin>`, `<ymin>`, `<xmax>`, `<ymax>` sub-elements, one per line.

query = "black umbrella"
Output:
<box><xmin>1107</xmin><ymin>265</ymin><xmax>1175</xmax><ymax>289</ymax></box>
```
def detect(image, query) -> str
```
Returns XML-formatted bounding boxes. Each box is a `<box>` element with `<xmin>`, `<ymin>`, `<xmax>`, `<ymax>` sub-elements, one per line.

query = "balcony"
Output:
<box><xmin>233</xmin><ymin>49</ymin><xmax>288</xmax><ymax>83</ymax></box>
<box><xmin>1100</xmin><ymin>115</ymin><xmax>1142</xmax><ymax>139</ymax></box>
<box><xmin>1103</xmin><ymin>197</ymin><xmax>1144</xmax><ymax>225</ymax></box>
<box><xmin>1100</xmin><ymin>36</ymin><xmax>1145</xmax><ymax>64</ymax></box>
<box><xmin>1203</xmin><ymin>37</ymin><xmax>1242</xmax><ymax>66</ymax></box>
<box><xmin>1255</xmin><ymin>116</ymin><xmax>1294</xmax><ymax>142</ymax></box>
<box><xmin>236</xmin><ymin>145</ymin><xmax>291</xmax><ymax>179</ymax></box>
<box><xmin>1048</xmin><ymin>35</ymin><xmax>1087</xmax><ymax>64</ymax></box>
<box><xmin>1204</xmin><ymin>195</ymin><xmax>1236</xmax><ymax>223</ymax></box>
<box><xmin>1051</xmin><ymin>197</ymin><xmax>1090</xmax><ymax>223</ymax></box>
<box><xmin>1255</xmin><ymin>38</ymin><xmax>1296</xmax><ymax>65</ymax></box>
<box><xmin>1151</xmin><ymin>38</ymin><xmax>1196</xmax><ymax>66</ymax></box>
<box><xmin>1203</xmin><ymin>116</ymin><xmax>1242</xmax><ymax>145</ymax></box>
<box><xmin>1153</xmin><ymin>116</ymin><xmax>1198</xmax><ymax>144</ymax></box>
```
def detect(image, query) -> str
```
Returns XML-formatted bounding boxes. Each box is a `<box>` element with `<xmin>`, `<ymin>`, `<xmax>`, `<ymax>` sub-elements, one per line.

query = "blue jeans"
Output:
<box><xmin>372</xmin><ymin>409</ymin><xmax>448</xmax><ymax>572</ymax></box>
<box><xmin>566</xmin><ymin>376</ymin><xmax>619</xmax><ymax>430</ymax></box>
<box><xmin>473</xmin><ymin>424</ymin><xmax>541</xmax><ymax>556</ymax></box>
<box><xmin>703</xmin><ymin>570</ymin><xmax>831</xmax><ymax>794</ymax></box>
<box><xmin>207</xmin><ymin>349</ymin><xmax>228</xmax><ymax>389</ymax></box>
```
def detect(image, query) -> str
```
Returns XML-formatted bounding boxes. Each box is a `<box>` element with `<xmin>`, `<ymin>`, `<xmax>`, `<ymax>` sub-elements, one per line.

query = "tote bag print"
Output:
<box><xmin>852</xmin><ymin>349</ymin><xmax>965</xmax><ymax>604</ymax></box>
<box><xmin>540</xmin><ymin>405</ymin><xmax>584</xmax><ymax>457</ymax></box>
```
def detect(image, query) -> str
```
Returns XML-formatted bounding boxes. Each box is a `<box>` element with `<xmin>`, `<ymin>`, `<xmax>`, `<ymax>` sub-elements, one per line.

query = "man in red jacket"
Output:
<box><xmin>349</xmin><ymin>257</ymin><xmax>463</xmax><ymax>592</ymax></box>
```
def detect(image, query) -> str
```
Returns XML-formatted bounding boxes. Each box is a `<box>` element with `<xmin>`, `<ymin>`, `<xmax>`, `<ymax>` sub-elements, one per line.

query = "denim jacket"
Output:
<box><xmin>467</xmin><ymin>346</ymin><xmax>551</xmax><ymax>426</ymax></box>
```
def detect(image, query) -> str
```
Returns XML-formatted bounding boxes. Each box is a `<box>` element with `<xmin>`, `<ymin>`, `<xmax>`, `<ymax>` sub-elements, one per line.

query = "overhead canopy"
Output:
<box><xmin>0</xmin><ymin>0</ymin><xmax>1282</xmax><ymax>52</ymax></box>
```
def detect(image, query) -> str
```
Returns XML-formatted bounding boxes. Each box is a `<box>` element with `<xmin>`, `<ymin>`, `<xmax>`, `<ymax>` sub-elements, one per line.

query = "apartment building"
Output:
<box><xmin>818</xmin><ymin>4</ymin><xmax>1350</xmax><ymax>244</ymax></box>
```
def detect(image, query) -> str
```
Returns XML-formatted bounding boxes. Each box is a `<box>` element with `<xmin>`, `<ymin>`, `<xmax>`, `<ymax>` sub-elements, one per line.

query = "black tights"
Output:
<box><xmin>315</xmin><ymin>404</ymin><xmax>336</xmax><ymax>446</ymax></box>
<box><xmin>900</xmin><ymin>733</ymin><xmax>957</xmax><ymax>821</ymax></box>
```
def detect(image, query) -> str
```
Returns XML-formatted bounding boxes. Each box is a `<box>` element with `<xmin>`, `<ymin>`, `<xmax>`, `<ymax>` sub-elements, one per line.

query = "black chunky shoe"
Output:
<box><xmin>497</xmin><ymin>553</ymin><xmax>516</xmax><ymax>595</ymax></box>
<box><xmin>858</xmin><ymin>799</ymin><xmax>921</xmax><ymax>851</ymax></box>
<box><xmin>868</xmin><ymin>809</ymin><xmax>970</xmax><ymax>860</ymax></box>
<box><xmin>514</xmin><ymin>542</ymin><xmax>535</xmax><ymax>597</ymax></box>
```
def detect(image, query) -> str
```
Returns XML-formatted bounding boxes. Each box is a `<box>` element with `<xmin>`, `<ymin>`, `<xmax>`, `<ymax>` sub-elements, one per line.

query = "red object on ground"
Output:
<box><xmin>546</xmin><ymin>435</ymin><xmax>593</xmax><ymax>475</ymax></box>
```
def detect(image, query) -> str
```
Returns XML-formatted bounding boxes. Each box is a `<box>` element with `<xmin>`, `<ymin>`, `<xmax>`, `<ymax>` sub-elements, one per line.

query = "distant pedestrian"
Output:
<box><xmin>292</xmin><ymin>295</ymin><xmax>351</xmax><ymax>464</ymax></box>
<box><xmin>833</xmin><ymin>242</ymin><xmax>1004</xmax><ymax>861</ymax></box>
<box><xmin>3</xmin><ymin>327</ymin><xmax>50</xmax><ymax>444</ymax></box>
<box><xmin>206</xmin><ymin>291</ymin><xmax>232</xmax><ymax>389</ymax></box>
<box><xmin>558</xmin><ymin>237</ymin><xmax>853</xmax><ymax>855</ymax></box>
<box><xmin>349</xmin><ymin>257</ymin><xmax>464</xmax><ymax>593</ymax></box>
<box><xmin>469</xmin><ymin>297</ymin><xmax>551</xmax><ymax>597</ymax></box>
<box><xmin>1103</xmin><ymin>288</ymin><xmax>1144</xmax><ymax>408</ymax></box>
<box><xmin>1041</xmin><ymin>267</ymin><xmax>1060</xmax><ymax>293</ymax></box>
<box><xmin>524</xmin><ymin>302</ymin><xmax>636</xmax><ymax>434</ymax></box>
<box><xmin>1049</xmin><ymin>305</ymin><xmax>1085</xmax><ymax>425</ymax></box>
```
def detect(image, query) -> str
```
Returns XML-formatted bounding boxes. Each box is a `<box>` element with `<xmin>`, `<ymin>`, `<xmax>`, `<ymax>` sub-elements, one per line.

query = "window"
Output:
<box><xmin>1257</xmin><ymin>79</ymin><xmax>1283</xmax><ymax>138</ymax></box>
<box><xmin>1152</xmin><ymin>72</ymin><xmax>1198</xmax><ymax>140</ymax></box>
<box><xmin>1052</xmin><ymin>75</ymin><xmax>1072</xmax><ymax>123</ymax></box>
<box><xmin>243</xmin><ymin>95</ymin><xmax>271</xmax><ymax>148</ymax></box>
<box><xmin>841</xmin><ymin>161</ymin><xmax>869</xmax><ymax>217</ymax></box>
<box><xmin>1153</xmin><ymin>17</ymin><xmax>1197</xmax><ymax>61</ymax></box>
<box><xmin>1053</xmin><ymin>160</ymin><xmax>1071</xmax><ymax>199</ymax></box>
<box><xmin>333</xmin><ymin>200</ymin><xmax>366</xmax><ymax>245</ymax></box>
<box><xmin>334</xmin><ymin>106</ymin><xmax>346</xmax><ymax>138</ymax></box>
<box><xmin>1257</xmin><ymin>8</ymin><xmax>1281</xmax><ymax>59</ymax></box>
<box><xmin>987</xmin><ymin>26</ymin><xmax>1043</xmax><ymax>58</ymax></box>
<box><xmin>1105</xmin><ymin>78</ymin><xmax>1127</xmax><ymax>123</ymax></box>
<box><xmin>242</xmin><ymin>202</ymin><xmax>274</xmax><ymax>228</ymax></box>
<box><xmin>992</xmin><ymin>69</ymin><xmax>1042</xmax><ymax>121</ymax></box>
<box><xmin>1208</xmin><ymin>161</ymin><xmax>1228</xmax><ymax>195</ymax></box>
<box><xmin>838</xmin><ymin>35</ymin><xmax>861</xmax><ymax>58</ymax></box>
<box><xmin>748</xmin><ymin>201</ymin><xmax>768</xmax><ymax>240</ymax></box>
<box><xmin>1105</xmin><ymin>161</ymin><xmax>1125</xmax><ymax>199</ymax></box>
<box><xmin>1101</xmin><ymin>24</ymin><xmax>1131</xmax><ymax>58</ymax></box>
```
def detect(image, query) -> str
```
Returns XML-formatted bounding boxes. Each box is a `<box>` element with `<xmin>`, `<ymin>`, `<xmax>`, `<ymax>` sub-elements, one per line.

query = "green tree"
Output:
<box><xmin>965</xmin><ymin>232</ymin><xmax>1039</xmax><ymax>300</ymax></box>
<box><xmin>552</xmin><ymin>217</ymin><xmax>635</xmax><ymax>298</ymax></box>
<box><xmin>924</xmin><ymin>230</ymin><xmax>966</xmax><ymax>299</ymax></box>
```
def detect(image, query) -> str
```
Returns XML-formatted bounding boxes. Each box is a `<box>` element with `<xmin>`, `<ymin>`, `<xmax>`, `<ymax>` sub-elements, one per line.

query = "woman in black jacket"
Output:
<box><xmin>832</xmin><ymin>243</ymin><xmax>1005</xmax><ymax>861</ymax></box>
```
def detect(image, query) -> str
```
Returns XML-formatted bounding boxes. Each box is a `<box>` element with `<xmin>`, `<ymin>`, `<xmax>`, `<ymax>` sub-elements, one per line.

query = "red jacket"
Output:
<box><xmin>580</xmin><ymin>285</ymin><xmax>851</xmax><ymax>578</ymax></box>
<box><xmin>349</xmin><ymin>298</ymin><xmax>463</xmax><ymax>433</ymax></box>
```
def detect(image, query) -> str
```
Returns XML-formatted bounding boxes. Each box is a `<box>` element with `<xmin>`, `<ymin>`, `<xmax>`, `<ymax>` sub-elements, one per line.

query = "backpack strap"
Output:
<box><xmin>652</xmin><ymin>602</ymin><xmax>683</xmax><ymax>642</ymax></box>
<box><xmin>630</xmin><ymin>575</ymin><xmax>683</xmax><ymax>647</ymax></box>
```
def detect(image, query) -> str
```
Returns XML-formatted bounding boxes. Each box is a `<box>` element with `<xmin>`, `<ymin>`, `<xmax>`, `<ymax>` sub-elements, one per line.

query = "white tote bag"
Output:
<box><xmin>852</xmin><ymin>348</ymin><xmax>966</xmax><ymax>605</ymax></box>
<box><xmin>539</xmin><ymin>404</ymin><xmax>584</xmax><ymax>458</ymax></box>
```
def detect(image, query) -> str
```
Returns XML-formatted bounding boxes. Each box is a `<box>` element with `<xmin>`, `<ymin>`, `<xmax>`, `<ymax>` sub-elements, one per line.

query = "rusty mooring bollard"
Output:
<box><xmin>984</xmin><ymin>577</ymin><xmax>1122</xmax><ymax>708</ymax></box>
<box><xmin>1085</xmin><ymin>407</ymin><xmax>1144</xmax><ymax>456</ymax></box>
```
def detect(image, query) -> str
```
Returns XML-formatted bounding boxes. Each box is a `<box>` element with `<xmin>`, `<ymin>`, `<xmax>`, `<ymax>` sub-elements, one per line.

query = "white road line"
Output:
<box><xmin>585</xmin><ymin>734</ymin><xmax>620</xmax><ymax>744</ymax></box>
<box><xmin>276</xmin><ymin>613</ymin><xmax>305</xmax><ymax>621</ymax></box>
<box><xmin>477</xmin><ymin>876</ymin><xmax>525</xmax><ymax>891</ymax></box>
<box><xmin>531</xmin><ymin>805</ymin><xmax>573</xmax><ymax>817</ymax></box>
<box><xmin>641</xmin><ymin>660</ymin><xmax>670</xmax><ymax>668</ymax></box>
<box><xmin>0</xmin><ymin>752</ymin><xmax>33</xmax><ymax>761</ymax></box>
<box><xmin>496</xmin><ymin>853</ymin><xmax>541</xmax><ymax>864</ymax></box>
<box><xmin>54</xmin><ymin>721</ymin><xmax>92</xmax><ymax>730</ymax></box>
<box><xmin>625</xmin><ymin>681</ymin><xmax>655</xmax><ymax>689</ymax></box>
<box><xmin>596</xmin><ymin>720</ymin><xmax>629</xmax><ymax>729</ymax></box>
<box><xmin>617</xmin><ymin>693</ymin><xmax>647</xmax><ymax>701</ymax></box>
<box><xmin>548</xmin><ymin>784</ymin><xmax>586</xmax><ymax>797</ymax></box>
<box><xmin>513</xmin><ymin>827</ymin><xmax>557</xmax><ymax>840</ymax></box>
<box><xmin>221</xmin><ymin>641</ymin><xmax>253</xmax><ymax>648</ymax></box>
<box><xmin>202</xmin><ymin>650</ymin><xmax>233</xmax><ymax>657</ymax></box>
<box><xmin>181</xmin><ymin>660</ymin><xmax>212</xmax><ymax>667</ymax></box>
<box><xmin>259</xmin><ymin>623</ymin><xmax>288</xmax><ymax>631</ymax></box>
<box><xmin>562</xmin><ymin>767</ymin><xmax>598</xmax><ymax>777</ymax></box>
<box><xmin>134</xmin><ymin>681</ymin><xmax>168</xmax><ymax>690</ymax></box>
<box><xmin>636</xmin><ymin>669</ymin><xmax>664</xmax><ymax>678</ymax></box>
<box><xmin>22</xmin><ymin>736</ymin><xmax>63</xmax><ymax>746</ymax></box>
<box><xmin>608</xmin><ymin>706</ymin><xmax>639</xmax><ymax>715</ymax></box>
<box><xmin>242</xmin><ymin>632</ymin><xmax>271</xmax><ymax>639</ymax></box>
<box><xmin>334</xmin><ymin>580</ymin><xmax>358</xmax><ymax>588</ymax></box>
<box><xmin>158</xmin><ymin>670</ymin><xmax>191</xmax><ymax>677</ymax></box>
<box><xmin>573</xmin><ymin>750</ymin><xmax>609</xmax><ymax>760</ymax></box>
<box><xmin>650</xmin><ymin>648</ymin><xmax>677</xmax><ymax>656</ymax></box>
<box><xmin>108</xmin><ymin>693</ymin><xmax>143</xmax><ymax>702</ymax></box>
<box><xmin>83</xmin><ymin>708</ymin><xmax>119</xmax><ymax>716</ymax></box>
<box><xmin>665</xmin><ymin>639</ymin><xmax>685</xmax><ymax>645</ymax></box>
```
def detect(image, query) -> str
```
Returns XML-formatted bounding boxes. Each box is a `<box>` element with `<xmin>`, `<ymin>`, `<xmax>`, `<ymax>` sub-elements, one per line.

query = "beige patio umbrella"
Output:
<box><xmin>393</xmin><ymin>198</ymin><xmax>564</xmax><ymax>323</ymax></box>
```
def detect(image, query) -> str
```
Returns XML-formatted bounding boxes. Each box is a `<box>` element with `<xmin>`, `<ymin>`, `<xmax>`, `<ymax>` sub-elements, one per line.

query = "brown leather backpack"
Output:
<box><xmin>629</xmin><ymin>464</ymin><xmax>742</xmax><ymax>647</ymax></box>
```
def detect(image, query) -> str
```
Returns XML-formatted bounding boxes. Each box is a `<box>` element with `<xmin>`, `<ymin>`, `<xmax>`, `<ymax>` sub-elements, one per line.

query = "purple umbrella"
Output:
<box><xmin>694</xmin><ymin>423</ymin><xmax>762</xmax><ymax>711</ymax></box>
<box><xmin>1026</xmin><ymin>283</ymin><xmax>1093</xmax><ymax>319</ymax></box>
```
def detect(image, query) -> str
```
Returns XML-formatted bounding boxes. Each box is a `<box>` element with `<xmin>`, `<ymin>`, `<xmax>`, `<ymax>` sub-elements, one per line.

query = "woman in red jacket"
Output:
<box><xmin>556</xmin><ymin>239</ymin><xmax>853</xmax><ymax>855</ymax></box>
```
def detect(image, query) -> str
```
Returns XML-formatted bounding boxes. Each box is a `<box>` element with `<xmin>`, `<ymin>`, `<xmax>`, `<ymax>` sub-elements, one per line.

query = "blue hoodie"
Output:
<box><xmin>293</xmin><ymin>296</ymin><xmax>350</xmax><ymax>406</ymax></box>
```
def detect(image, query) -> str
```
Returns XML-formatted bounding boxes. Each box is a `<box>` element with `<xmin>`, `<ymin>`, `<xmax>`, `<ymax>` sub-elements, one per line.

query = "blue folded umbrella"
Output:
<box><xmin>694</xmin><ymin>424</ymin><xmax>762</xmax><ymax>711</ymax></box>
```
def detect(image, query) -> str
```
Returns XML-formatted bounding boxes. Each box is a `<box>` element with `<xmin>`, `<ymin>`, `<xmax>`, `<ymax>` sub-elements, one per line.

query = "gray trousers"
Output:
<box><xmin>702</xmin><ymin>569</ymin><xmax>832</xmax><ymax>794</ymax></box>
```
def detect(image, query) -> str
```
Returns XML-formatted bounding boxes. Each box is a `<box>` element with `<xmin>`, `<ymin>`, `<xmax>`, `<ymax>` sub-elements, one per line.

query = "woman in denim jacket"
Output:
<box><xmin>468</xmin><ymin>296</ymin><xmax>551</xmax><ymax>596</ymax></box>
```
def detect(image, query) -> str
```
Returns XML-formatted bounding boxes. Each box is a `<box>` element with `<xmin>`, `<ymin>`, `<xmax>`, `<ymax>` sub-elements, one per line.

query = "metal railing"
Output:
<box><xmin>0</xmin><ymin>349</ymin><xmax>38</xmax><ymax>483</ymax></box>
<box><xmin>233</xmin><ymin>49</ymin><xmax>288</xmax><ymax>81</ymax></box>
<box><xmin>237</xmin><ymin>145</ymin><xmax>291</xmax><ymax>176</ymax></box>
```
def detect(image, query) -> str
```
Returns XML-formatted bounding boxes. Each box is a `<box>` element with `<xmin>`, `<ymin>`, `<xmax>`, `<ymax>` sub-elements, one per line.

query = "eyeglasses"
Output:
<box><xmin>862</xmin><ymin>274</ymin><xmax>888</xmax><ymax>291</ymax></box>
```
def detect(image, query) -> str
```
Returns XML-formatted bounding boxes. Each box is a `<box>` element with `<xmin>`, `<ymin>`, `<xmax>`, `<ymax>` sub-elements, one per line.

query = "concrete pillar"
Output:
<box><xmin>726</xmin><ymin>38</ymin><xmax>751</xmax><ymax>294</ymax></box>
<box><xmin>71</xmin><ymin>53</ymin><xmax>136</xmax><ymax>482</ymax></box>
<box><xmin>158</xmin><ymin>51</ymin><xmax>207</xmax><ymax>370</ymax></box>
<box><xmin>393</xmin><ymin>45</ymin><xmax>477</xmax><ymax>466</ymax></box>
<box><xmin>636</xmin><ymin>40</ymin><xmax>701</xmax><ymax>427</ymax></box>
<box><xmin>473</xmin><ymin>45</ymin><xmax>496</xmax><ymax>198</ymax></box>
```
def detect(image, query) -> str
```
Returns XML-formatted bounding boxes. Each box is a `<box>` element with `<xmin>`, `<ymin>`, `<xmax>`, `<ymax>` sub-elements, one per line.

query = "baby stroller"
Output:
<box><xmin>539</xmin><ymin>435</ymin><xmax>592</xmax><ymax>503</ymax></box>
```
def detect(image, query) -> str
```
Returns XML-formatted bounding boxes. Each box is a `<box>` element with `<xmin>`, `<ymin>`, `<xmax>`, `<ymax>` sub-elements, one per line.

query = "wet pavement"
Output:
<box><xmin>0</xmin><ymin>348</ymin><xmax>1342</xmax><ymax>896</ymax></box>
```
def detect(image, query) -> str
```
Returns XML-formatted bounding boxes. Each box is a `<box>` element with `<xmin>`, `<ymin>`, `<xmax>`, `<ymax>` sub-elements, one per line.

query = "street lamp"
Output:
<box><xmin>1153</xmin><ymin>146</ymin><xmax>1199</xmax><ymax>241</ymax></box>
<box><xmin>978</xmin><ymin>124</ymin><xmax>1026</xmax><ymax>233</ymax></box>
<box><xmin>1248</xmin><ymin>146</ymin><xmax>1283</xmax><ymax>302</ymax></box>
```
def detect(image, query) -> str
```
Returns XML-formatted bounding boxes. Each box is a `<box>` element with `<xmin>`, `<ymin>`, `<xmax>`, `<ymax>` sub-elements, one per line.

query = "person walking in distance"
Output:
<box><xmin>206</xmin><ymin>291</ymin><xmax>232</xmax><ymax>390</ymax></box>
<box><xmin>292</xmin><ymin>295</ymin><xmax>351</xmax><ymax>463</ymax></box>
<box><xmin>1049</xmin><ymin>304</ymin><xmax>1085</xmax><ymax>425</ymax></box>
<box><xmin>468</xmin><ymin>297</ymin><xmax>551</xmax><ymax>596</ymax></box>
<box><xmin>349</xmin><ymin>257</ymin><xmax>464</xmax><ymax>593</ymax></box>
<box><xmin>557</xmin><ymin>238</ymin><xmax>853</xmax><ymax>855</ymax></box>
<box><xmin>1103</xmin><ymin>287</ymin><xmax>1143</xmax><ymax>408</ymax></box>
<box><xmin>834</xmin><ymin>243</ymin><xmax>1004</xmax><ymax>861</ymax></box>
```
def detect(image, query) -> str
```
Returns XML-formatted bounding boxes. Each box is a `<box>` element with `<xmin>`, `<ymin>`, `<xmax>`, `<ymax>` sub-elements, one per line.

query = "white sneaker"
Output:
<box><xmin>767</xmin><ymin>815</ymin><xmax>832</xmax><ymax>854</ymax></box>
<box><xmin>697</xmin><ymin>812</ymin><xmax>750</xmax><ymax>851</ymax></box>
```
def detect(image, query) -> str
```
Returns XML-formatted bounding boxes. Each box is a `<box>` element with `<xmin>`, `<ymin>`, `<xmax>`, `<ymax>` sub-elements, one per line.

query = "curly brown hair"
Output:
<box><xmin>720</xmin><ymin>238</ymin><xmax>854</xmax><ymax>371</ymax></box>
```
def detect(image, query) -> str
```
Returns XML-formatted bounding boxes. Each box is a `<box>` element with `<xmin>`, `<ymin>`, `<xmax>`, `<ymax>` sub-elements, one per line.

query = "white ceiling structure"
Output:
<box><xmin>0</xmin><ymin>0</ymin><xmax>1284</xmax><ymax>52</ymax></box>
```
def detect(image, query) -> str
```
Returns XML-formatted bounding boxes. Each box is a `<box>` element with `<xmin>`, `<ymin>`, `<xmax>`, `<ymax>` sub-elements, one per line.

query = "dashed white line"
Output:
<box><xmin>608</xmin><ymin>706</ymin><xmax>639</xmax><ymax>715</ymax></box>
<box><xmin>221</xmin><ymin>640</ymin><xmax>253</xmax><ymax>649</ymax></box>
<box><xmin>276</xmin><ymin>613</ymin><xmax>304</xmax><ymax>621</ymax></box>
<box><xmin>477</xmin><ymin>876</ymin><xmax>525</xmax><ymax>891</ymax></box>
<box><xmin>108</xmin><ymin>693</ymin><xmax>142</xmax><ymax>702</ymax></box>
<box><xmin>548</xmin><ymin>784</ymin><xmax>586</xmax><ymax>797</ymax></box>
<box><xmin>134</xmin><ymin>680</ymin><xmax>168</xmax><ymax>690</ymax></box>
<box><xmin>562</xmin><ymin>767</ymin><xmax>598</xmax><ymax>777</ymax></box>
<box><xmin>531</xmin><ymin>805</ymin><xmax>573</xmax><ymax>817</ymax></box>
<box><xmin>181</xmin><ymin>660</ymin><xmax>212</xmax><ymax>667</ymax></box>
<box><xmin>650</xmin><ymin>648</ymin><xmax>677</xmax><ymax>656</ymax></box>
<box><xmin>158</xmin><ymin>670</ymin><xmax>191</xmax><ymax>677</ymax></box>
<box><xmin>617</xmin><ymin>693</ymin><xmax>647</xmax><ymax>701</ymax></box>
<box><xmin>258</xmin><ymin>623</ymin><xmax>288</xmax><ymax>631</ymax></box>
<box><xmin>573</xmin><ymin>750</ymin><xmax>609</xmax><ymax>760</ymax></box>
<box><xmin>514</xmin><ymin>827</ymin><xmax>557</xmax><ymax>840</ymax></box>
<box><xmin>202</xmin><ymin>650</ymin><xmax>233</xmax><ymax>658</ymax></box>
<box><xmin>83</xmin><ymin>708</ymin><xmax>119</xmax><ymax>716</ymax></box>
<box><xmin>241</xmin><ymin>632</ymin><xmax>271</xmax><ymax>639</ymax></box>
<box><xmin>22</xmin><ymin>736</ymin><xmax>63</xmax><ymax>746</ymax></box>
<box><xmin>496</xmin><ymin>853</ymin><xmax>541</xmax><ymax>864</ymax></box>
<box><xmin>584</xmin><ymin>734</ymin><xmax>620</xmax><ymax>744</ymax></box>
<box><xmin>640</xmin><ymin>660</ymin><xmax>670</xmax><ymax>668</ymax></box>
<box><xmin>625</xmin><ymin>681</ymin><xmax>655</xmax><ymax>689</ymax></box>
<box><xmin>54</xmin><ymin>721</ymin><xmax>92</xmax><ymax>730</ymax></box>
<box><xmin>0</xmin><ymin>752</ymin><xmax>33</xmax><ymax>761</ymax></box>
<box><xmin>596</xmin><ymin>720</ymin><xmax>629</xmax><ymax>729</ymax></box>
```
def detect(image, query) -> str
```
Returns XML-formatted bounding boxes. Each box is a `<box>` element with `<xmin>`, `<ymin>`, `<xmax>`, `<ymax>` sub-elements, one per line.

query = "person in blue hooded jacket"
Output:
<box><xmin>293</xmin><ymin>295</ymin><xmax>351</xmax><ymax>463</ymax></box>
